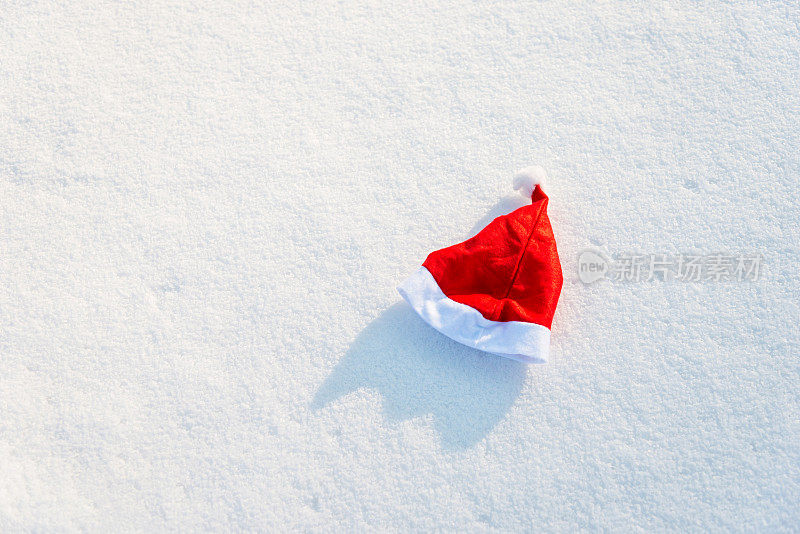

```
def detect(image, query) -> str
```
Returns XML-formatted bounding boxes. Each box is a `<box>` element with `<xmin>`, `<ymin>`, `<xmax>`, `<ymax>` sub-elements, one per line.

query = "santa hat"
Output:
<box><xmin>398</xmin><ymin>166</ymin><xmax>563</xmax><ymax>364</ymax></box>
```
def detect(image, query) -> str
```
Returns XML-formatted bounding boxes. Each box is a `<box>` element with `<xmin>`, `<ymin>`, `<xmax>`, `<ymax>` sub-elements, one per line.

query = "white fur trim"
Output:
<box><xmin>397</xmin><ymin>267</ymin><xmax>551</xmax><ymax>364</ymax></box>
<box><xmin>513</xmin><ymin>165</ymin><xmax>547</xmax><ymax>198</ymax></box>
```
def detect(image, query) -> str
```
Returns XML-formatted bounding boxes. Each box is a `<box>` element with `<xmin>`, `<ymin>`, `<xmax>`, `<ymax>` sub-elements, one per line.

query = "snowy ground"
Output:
<box><xmin>1</xmin><ymin>1</ymin><xmax>799</xmax><ymax>531</ymax></box>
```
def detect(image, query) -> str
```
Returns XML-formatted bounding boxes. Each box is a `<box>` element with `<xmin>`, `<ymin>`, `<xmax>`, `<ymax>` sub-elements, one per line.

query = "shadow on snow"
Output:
<box><xmin>312</xmin><ymin>195</ymin><xmax>531</xmax><ymax>450</ymax></box>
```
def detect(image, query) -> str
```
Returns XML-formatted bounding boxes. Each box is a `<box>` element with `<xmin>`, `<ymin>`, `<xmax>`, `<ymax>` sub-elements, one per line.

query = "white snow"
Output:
<box><xmin>1</xmin><ymin>1</ymin><xmax>798</xmax><ymax>531</ymax></box>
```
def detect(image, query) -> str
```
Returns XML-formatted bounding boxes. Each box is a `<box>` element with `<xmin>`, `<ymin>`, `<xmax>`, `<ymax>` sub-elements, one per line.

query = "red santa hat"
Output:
<box><xmin>398</xmin><ymin>166</ymin><xmax>563</xmax><ymax>364</ymax></box>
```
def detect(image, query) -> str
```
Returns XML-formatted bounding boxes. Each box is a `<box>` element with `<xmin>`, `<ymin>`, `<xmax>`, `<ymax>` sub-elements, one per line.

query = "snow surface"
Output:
<box><xmin>1</xmin><ymin>1</ymin><xmax>799</xmax><ymax>531</ymax></box>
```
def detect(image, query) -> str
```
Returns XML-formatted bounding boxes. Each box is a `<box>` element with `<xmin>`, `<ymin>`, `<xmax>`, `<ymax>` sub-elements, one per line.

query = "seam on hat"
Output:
<box><xmin>498</xmin><ymin>198</ymin><xmax>548</xmax><ymax>306</ymax></box>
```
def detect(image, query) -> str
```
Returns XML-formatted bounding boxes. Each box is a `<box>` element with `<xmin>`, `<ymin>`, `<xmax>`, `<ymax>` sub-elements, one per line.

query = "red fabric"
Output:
<box><xmin>422</xmin><ymin>185</ymin><xmax>562</xmax><ymax>328</ymax></box>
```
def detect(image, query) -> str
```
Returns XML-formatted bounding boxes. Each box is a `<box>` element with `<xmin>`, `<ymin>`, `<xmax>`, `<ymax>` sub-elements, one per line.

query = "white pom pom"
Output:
<box><xmin>513</xmin><ymin>166</ymin><xmax>547</xmax><ymax>197</ymax></box>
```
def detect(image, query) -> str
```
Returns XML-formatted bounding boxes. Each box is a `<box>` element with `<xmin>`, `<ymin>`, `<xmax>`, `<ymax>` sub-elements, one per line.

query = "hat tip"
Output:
<box><xmin>513</xmin><ymin>166</ymin><xmax>547</xmax><ymax>197</ymax></box>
